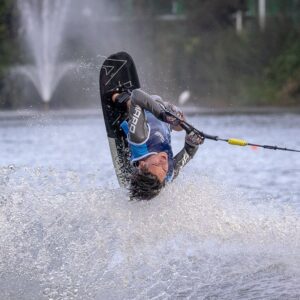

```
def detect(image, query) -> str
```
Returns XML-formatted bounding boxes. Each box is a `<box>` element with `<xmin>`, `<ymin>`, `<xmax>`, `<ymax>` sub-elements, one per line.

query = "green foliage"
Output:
<box><xmin>0</xmin><ymin>0</ymin><xmax>17</xmax><ymax>65</ymax></box>
<box><xmin>0</xmin><ymin>0</ymin><xmax>19</xmax><ymax>108</ymax></box>
<box><xmin>266</xmin><ymin>34</ymin><xmax>300</xmax><ymax>82</ymax></box>
<box><xmin>251</xmin><ymin>30</ymin><xmax>300</xmax><ymax>105</ymax></box>
<box><xmin>176</xmin><ymin>3</ymin><xmax>300</xmax><ymax>106</ymax></box>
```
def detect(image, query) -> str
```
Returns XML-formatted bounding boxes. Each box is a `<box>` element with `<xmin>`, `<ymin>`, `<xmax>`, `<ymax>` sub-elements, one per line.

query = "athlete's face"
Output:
<box><xmin>139</xmin><ymin>152</ymin><xmax>168</xmax><ymax>183</ymax></box>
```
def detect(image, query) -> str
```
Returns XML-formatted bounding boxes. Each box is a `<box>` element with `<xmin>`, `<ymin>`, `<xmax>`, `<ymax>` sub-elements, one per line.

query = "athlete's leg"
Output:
<box><xmin>112</xmin><ymin>92</ymin><xmax>149</xmax><ymax>144</ymax></box>
<box><xmin>127</xmin><ymin>101</ymin><xmax>149</xmax><ymax>144</ymax></box>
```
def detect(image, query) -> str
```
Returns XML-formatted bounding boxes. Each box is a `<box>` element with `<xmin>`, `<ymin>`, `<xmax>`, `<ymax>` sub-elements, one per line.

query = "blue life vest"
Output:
<box><xmin>120</xmin><ymin>111</ymin><xmax>174</xmax><ymax>181</ymax></box>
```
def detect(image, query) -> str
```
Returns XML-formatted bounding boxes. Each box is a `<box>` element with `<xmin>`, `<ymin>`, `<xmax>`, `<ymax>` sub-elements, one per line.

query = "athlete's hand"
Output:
<box><xmin>112</xmin><ymin>91</ymin><xmax>131</xmax><ymax>110</ymax></box>
<box><xmin>160</xmin><ymin>103</ymin><xmax>184</xmax><ymax>128</ymax></box>
<box><xmin>185</xmin><ymin>131</ymin><xmax>205</xmax><ymax>147</ymax></box>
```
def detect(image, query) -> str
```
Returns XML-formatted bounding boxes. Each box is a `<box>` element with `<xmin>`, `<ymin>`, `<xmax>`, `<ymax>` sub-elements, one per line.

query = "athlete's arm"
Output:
<box><xmin>130</xmin><ymin>89</ymin><xmax>166</xmax><ymax>119</ymax></box>
<box><xmin>172</xmin><ymin>131</ymin><xmax>204</xmax><ymax>180</ymax></box>
<box><xmin>119</xmin><ymin>88</ymin><xmax>184</xmax><ymax>143</ymax></box>
<box><xmin>113</xmin><ymin>88</ymin><xmax>184</xmax><ymax>143</ymax></box>
<box><xmin>130</xmin><ymin>89</ymin><xmax>185</xmax><ymax>131</ymax></box>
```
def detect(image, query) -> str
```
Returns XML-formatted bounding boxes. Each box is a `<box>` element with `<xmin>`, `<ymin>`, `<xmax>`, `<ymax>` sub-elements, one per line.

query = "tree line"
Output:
<box><xmin>0</xmin><ymin>0</ymin><xmax>299</xmax><ymax>108</ymax></box>
<box><xmin>0</xmin><ymin>0</ymin><xmax>19</xmax><ymax>109</ymax></box>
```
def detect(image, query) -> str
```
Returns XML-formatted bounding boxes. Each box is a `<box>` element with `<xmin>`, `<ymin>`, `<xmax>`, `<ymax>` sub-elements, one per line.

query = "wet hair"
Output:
<box><xmin>129</xmin><ymin>168</ymin><xmax>165</xmax><ymax>200</ymax></box>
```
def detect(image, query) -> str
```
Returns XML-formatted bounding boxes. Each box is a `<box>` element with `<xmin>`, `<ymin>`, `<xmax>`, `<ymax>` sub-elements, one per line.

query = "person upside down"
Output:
<box><xmin>111</xmin><ymin>88</ymin><xmax>204</xmax><ymax>200</ymax></box>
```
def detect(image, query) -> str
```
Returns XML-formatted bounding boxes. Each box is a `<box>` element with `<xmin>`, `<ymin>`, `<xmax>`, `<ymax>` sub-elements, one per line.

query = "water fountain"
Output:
<box><xmin>16</xmin><ymin>0</ymin><xmax>72</xmax><ymax>105</ymax></box>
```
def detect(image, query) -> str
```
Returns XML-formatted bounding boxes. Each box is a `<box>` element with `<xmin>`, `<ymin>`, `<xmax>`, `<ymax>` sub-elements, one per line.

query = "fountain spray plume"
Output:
<box><xmin>17</xmin><ymin>0</ymin><xmax>72</xmax><ymax>103</ymax></box>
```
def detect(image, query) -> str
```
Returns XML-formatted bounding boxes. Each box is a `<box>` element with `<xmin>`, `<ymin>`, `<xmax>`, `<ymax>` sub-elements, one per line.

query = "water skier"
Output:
<box><xmin>111</xmin><ymin>88</ymin><xmax>204</xmax><ymax>200</ymax></box>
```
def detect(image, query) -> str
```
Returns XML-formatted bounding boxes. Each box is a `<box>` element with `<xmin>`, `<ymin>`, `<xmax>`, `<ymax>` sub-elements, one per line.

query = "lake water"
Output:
<box><xmin>0</xmin><ymin>111</ymin><xmax>299</xmax><ymax>299</ymax></box>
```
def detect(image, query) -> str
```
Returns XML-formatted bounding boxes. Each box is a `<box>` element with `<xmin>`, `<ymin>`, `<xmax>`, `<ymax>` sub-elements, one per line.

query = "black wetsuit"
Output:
<box><xmin>122</xmin><ymin>89</ymin><xmax>199</xmax><ymax>181</ymax></box>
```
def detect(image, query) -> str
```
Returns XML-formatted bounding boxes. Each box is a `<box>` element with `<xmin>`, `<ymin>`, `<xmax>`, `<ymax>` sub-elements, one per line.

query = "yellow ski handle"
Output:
<box><xmin>227</xmin><ymin>138</ymin><xmax>248</xmax><ymax>146</ymax></box>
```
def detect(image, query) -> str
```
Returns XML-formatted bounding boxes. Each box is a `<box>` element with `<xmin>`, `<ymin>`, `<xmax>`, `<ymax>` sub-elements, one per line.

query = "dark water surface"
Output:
<box><xmin>0</xmin><ymin>112</ymin><xmax>299</xmax><ymax>299</ymax></box>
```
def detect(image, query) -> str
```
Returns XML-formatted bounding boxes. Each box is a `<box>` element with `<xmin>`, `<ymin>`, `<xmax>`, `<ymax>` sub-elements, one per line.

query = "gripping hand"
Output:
<box><xmin>185</xmin><ymin>131</ymin><xmax>205</xmax><ymax>147</ymax></box>
<box><xmin>160</xmin><ymin>103</ymin><xmax>184</xmax><ymax>127</ymax></box>
<box><xmin>112</xmin><ymin>91</ymin><xmax>131</xmax><ymax>110</ymax></box>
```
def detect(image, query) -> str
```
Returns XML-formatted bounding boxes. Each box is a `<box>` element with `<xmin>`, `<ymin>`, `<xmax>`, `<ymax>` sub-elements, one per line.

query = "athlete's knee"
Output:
<box><xmin>128</xmin><ymin>122</ymin><xmax>149</xmax><ymax>144</ymax></box>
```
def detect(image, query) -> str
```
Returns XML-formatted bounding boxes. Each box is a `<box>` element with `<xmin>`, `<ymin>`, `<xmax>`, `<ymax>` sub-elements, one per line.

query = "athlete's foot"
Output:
<box><xmin>112</xmin><ymin>93</ymin><xmax>120</xmax><ymax>103</ymax></box>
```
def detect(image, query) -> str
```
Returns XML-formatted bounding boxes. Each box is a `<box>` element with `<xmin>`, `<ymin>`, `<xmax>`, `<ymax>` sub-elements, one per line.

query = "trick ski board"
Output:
<box><xmin>99</xmin><ymin>52</ymin><xmax>140</xmax><ymax>187</ymax></box>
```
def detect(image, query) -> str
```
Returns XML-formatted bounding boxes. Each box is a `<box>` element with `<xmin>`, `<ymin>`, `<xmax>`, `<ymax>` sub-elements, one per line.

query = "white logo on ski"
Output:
<box><xmin>102</xmin><ymin>58</ymin><xmax>127</xmax><ymax>86</ymax></box>
<box><xmin>117</xmin><ymin>80</ymin><xmax>133</xmax><ymax>89</ymax></box>
<box><xmin>102</xmin><ymin>65</ymin><xmax>114</xmax><ymax>76</ymax></box>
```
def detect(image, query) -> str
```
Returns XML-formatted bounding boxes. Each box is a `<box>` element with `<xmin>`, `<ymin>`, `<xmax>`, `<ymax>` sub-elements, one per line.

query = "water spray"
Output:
<box><xmin>16</xmin><ymin>0</ymin><xmax>72</xmax><ymax>103</ymax></box>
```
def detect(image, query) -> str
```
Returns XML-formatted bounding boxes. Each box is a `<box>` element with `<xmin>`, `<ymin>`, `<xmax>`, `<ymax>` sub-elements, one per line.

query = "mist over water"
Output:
<box><xmin>14</xmin><ymin>0</ymin><xmax>161</xmax><ymax>107</ymax></box>
<box><xmin>1</xmin><ymin>113</ymin><xmax>300</xmax><ymax>299</ymax></box>
<box><xmin>16</xmin><ymin>0</ymin><xmax>72</xmax><ymax>103</ymax></box>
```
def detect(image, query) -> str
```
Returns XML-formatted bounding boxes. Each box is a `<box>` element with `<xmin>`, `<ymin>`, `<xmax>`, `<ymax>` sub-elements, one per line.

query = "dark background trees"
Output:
<box><xmin>0</xmin><ymin>0</ymin><xmax>299</xmax><ymax>109</ymax></box>
<box><xmin>0</xmin><ymin>0</ymin><xmax>19</xmax><ymax>109</ymax></box>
